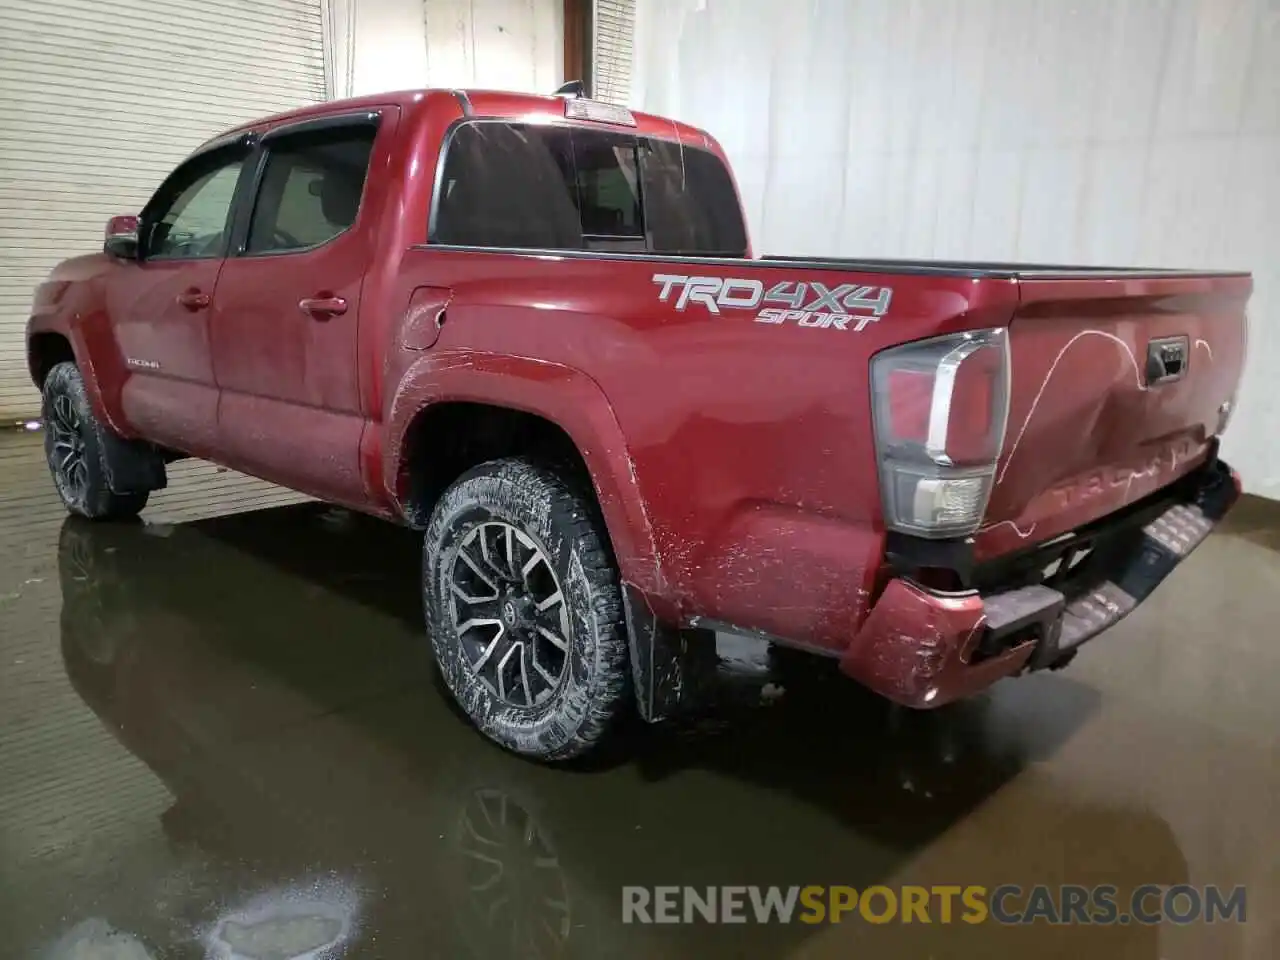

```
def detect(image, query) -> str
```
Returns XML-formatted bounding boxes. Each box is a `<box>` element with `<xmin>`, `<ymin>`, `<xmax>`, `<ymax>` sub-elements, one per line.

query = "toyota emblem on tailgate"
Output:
<box><xmin>1145</xmin><ymin>336</ymin><xmax>1189</xmax><ymax>385</ymax></box>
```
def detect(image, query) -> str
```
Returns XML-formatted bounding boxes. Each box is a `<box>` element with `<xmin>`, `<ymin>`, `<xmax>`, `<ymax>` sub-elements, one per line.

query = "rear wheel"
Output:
<box><xmin>423</xmin><ymin>458</ymin><xmax>631</xmax><ymax>761</ymax></box>
<box><xmin>43</xmin><ymin>361</ymin><xmax>149</xmax><ymax>520</ymax></box>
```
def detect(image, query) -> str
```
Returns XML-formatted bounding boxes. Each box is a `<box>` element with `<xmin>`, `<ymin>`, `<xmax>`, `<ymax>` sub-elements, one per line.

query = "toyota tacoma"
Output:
<box><xmin>25</xmin><ymin>88</ymin><xmax>1249</xmax><ymax>760</ymax></box>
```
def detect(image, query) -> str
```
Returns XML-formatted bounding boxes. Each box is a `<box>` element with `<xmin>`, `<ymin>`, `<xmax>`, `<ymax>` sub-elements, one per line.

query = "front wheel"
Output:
<box><xmin>42</xmin><ymin>361</ymin><xmax>149</xmax><ymax>520</ymax></box>
<box><xmin>423</xmin><ymin>459</ymin><xmax>631</xmax><ymax>761</ymax></box>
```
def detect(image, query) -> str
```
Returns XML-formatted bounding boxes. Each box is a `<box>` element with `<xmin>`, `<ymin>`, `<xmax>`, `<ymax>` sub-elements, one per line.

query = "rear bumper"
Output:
<box><xmin>839</xmin><ymin>458</ymin><xmax>1241</xmax><ymax>708</ymax></box>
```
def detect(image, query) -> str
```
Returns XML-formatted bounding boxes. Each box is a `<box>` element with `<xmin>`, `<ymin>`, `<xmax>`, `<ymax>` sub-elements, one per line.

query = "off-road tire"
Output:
<box><xmin>43</xmin><ymin>361</ymin><xmax>149</xmax><ymax>520</ymax></box>
<box><xmin>423</xmin><ymin>458</ymin><xmax>631</xmax><ymax>761</ymax></box>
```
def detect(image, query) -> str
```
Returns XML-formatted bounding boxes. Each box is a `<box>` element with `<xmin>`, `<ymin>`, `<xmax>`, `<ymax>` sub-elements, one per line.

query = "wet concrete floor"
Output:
<box><xmin>0</xmin><ymin>429</ymin><xmax>1277</xmax><ymax>958</ymax></box>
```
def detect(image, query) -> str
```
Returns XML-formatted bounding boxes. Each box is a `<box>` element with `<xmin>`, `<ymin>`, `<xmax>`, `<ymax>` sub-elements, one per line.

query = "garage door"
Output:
<box><xmin>593</xmin><ymin>0</ymin><xmax>635</xmax><ymax>105</ymax></box>
<box><xmin>0</xmin><ymin>0</ymin><xmax>327</xmax><ymax>421</ymax></box>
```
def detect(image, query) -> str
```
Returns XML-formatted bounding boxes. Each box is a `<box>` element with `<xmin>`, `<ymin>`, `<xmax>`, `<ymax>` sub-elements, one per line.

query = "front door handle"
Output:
<box><xmin>177</xmin><ymin>288</ymin><xmax>211</xmax><ymax>311</ymax></box>
<box><xmin>299</xmin><ymin>295</ymin><xmax>348</xmax><ymax>319</ymax></box>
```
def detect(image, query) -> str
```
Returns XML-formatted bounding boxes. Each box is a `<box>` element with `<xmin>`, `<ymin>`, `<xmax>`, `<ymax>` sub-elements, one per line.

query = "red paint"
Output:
<box><xmin>399</xmin><ymin>287</ymin><xmax>453</xmax><ymax>350</ymax></box>
<box><xmin>104</xmin><ymin>214</ymin><xmax>138</xmax><ymax>241</ymax></box>
<box><xmin>980</xmin><ymin>276</ymin><xmax>1249</xmax><ymax>558</ymax></box>
<box><xmin>25</xmin><ymin>88</ymin><xmax>1251</xmax><ymax>706</ymax></box>
<box><xmin>113</xmin><ymin>256</ymin><xmax>224</xmax><ymax>455</ymax></box>
<box><xmin>839</xmin><ymin>579</ymin><xmax>1034</xmax><ymax>708</ymax></box>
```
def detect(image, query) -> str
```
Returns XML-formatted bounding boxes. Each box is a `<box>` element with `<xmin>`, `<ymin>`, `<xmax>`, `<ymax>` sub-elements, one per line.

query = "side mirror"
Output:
<box><xmin>104</xmin><ymin>215</ymin><xmax>140</xmax><ymax>260</ymax></box>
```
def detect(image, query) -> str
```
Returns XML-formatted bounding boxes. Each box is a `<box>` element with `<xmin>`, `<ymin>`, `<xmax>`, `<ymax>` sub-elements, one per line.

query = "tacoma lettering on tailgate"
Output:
<box><xmin>1046</xmin><ymin>437</ymin><xmax>1203</xmax><ymax>511</ymax></box>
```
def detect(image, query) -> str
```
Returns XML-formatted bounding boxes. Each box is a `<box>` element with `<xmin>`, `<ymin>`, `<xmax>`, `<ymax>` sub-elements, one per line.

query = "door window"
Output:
<box><xmin>245</xmin><ymin>124</ymin><xmax>377</xmax><ymax>254</ymax></box>
<box><xmin>144</xmin><ymin>150</ymin><xmax>246</xmax><ymax>260</ymax></box>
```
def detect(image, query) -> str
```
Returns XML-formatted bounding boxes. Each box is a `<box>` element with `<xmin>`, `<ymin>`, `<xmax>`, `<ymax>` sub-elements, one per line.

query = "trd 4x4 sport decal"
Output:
<box><xmin>652</xmin><ymin>274</ymin><xmax>893</xmax><ymax>331</ymax></box>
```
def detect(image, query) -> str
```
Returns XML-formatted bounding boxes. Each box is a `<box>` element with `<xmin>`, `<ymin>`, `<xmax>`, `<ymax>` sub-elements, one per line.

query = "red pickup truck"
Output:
<box><xmin>26</xmin><ymin>88</ymin><xmax>1248</xmax><ymax>761</ymax></box>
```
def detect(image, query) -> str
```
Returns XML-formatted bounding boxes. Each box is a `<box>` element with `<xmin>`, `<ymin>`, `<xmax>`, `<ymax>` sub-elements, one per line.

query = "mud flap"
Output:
<box><xmin>99</xmin><ymin>429</ymin><xmax>167</xmax><ymax>495</ymax></box>
<box><xmin>621</xmin><ymin>585</ymin><xmax>699</xmax><ymax>723</ymax></box>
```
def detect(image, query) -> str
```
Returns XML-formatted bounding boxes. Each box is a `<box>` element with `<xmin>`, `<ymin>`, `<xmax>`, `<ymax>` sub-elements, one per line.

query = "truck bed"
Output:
<box><xmin>762</xmin><ymin>254</ymin><xmax>1252</xmax><ymax>281</ymax></box>
<box><xmin>431</xmin><ymin>242</ymin><xmax>1250</xmax><ymax>280</ymax></box>
<box><xmin>405</xmin><ymin>242</ymin><xmax>1247</xmax><ymax>599</ymax></box>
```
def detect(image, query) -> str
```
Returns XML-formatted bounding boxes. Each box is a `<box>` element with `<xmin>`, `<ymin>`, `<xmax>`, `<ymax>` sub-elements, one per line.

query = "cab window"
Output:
<box><xmin>245</xmin><ymin>124</ymin><xmax>378</xmax><ymax>254</ymax></box>
<box><xmin>432</xmin><ymin>121</ymin><xmax>747</xmax><ymax>257</ymax></box>
<box><xmin>144</xmin><ymin>149</ymin><xmax>246</xmax><ymax>260</ymax></box>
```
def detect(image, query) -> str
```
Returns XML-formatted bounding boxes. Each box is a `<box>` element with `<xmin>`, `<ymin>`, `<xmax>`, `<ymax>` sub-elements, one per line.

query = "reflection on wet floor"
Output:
<box><xmin>1</xmin><ymin>431</ymin><xmax>1277</xmax><ymax>958</ymax></box>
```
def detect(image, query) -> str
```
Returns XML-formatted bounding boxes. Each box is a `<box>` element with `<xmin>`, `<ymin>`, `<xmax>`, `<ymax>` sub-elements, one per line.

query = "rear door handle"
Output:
<box><xmin>176</xmin><ymin>289</ymin><xmax>211</xmax><ymax>311</ymax></box>
<box><xmin>299</xmin><ymin>295</ymin><xmax>348</xmax><ymax>319</ymax></box>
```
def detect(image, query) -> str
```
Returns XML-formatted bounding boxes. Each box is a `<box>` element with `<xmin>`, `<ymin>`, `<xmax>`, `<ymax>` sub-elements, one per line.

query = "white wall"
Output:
<box><xmin>328</xmin><ymin>0</ymin><xmax>429</xmax><ymax>96</ymax></box>
<box><xmin>326</xmin><ymin>0</ymin><xmax>561</xmax><ymax>98</ymax></box>
<box><xmin>632</xmin><ymin>0</ymin><xmax>1280</xmax><ymax>499</ymax></box>
<box><xmin>424</xmin><ymin>0</ymin><xmax>563</xmax><ymax>93</ymax></box>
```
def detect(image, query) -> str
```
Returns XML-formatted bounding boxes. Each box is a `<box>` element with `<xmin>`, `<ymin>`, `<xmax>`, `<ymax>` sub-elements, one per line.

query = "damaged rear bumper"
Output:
<box><xmin>839</xmin><ymin>458</ymin><xmax>1241</xmax><ymax>708</ymax></box>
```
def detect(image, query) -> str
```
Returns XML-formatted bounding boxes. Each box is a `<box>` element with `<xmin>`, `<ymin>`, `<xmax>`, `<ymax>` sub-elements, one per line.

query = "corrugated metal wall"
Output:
<box><xmin>593</xmin><ymin>0</ymin><xmax>636</xmax><ymax>104</ymax></box>
<box><xmin>0</xmin><ymin>0</ymin><xmax>327</xmax><ymax>421</ymax></box>
<box><xmin>632</xmin><ymin>0</ymin><xmax>1280</xmax><ymax>499</ymax></box>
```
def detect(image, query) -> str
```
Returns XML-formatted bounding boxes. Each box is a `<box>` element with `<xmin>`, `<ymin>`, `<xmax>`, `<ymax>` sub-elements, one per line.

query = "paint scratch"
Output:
<box><xmin>979</xmin><ymin>519</ymin><xmax>1037</xmax><ymax>539</ymax></box>
<box><xmin>998</xmin><ymin>330</ymin><xmax>1146</xmax><ymax>486</ymax></box>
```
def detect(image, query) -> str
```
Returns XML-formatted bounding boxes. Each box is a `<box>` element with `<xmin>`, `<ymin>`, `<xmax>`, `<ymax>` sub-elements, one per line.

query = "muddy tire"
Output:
<box><xmin>424</xmin><ymin>458</ymin><xmax>631</xmax><ymax>761</ymax></box>
<box><xmin>43</xmin><ymin>361</ymin><xmax>150</xmax><ymax>520</ymax></box>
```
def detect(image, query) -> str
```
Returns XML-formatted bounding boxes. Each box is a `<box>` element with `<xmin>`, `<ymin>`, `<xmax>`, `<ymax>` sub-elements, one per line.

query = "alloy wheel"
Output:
<box><xmin>449</xmin><ymin>521</ymin><xmax>572</xmax><ymax>707</ymax></box>
<box><xmin>48</xmin><ymin>393</ymin><xmax>88</xmax><ymax>500</ymax></box>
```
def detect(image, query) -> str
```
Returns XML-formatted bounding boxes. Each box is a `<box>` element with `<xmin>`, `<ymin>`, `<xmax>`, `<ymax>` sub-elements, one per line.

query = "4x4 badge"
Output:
<box><xmin>652</xmin><ymin>273</ymin><xmax>893</xmax><ymax>331</ymax></box>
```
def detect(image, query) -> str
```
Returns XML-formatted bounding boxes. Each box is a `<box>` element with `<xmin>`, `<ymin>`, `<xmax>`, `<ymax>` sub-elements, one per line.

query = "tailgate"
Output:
<box><xmin>977</xmin><ymin>272</ymin><xmax>1250</xmax><ymax>559</ymax></box>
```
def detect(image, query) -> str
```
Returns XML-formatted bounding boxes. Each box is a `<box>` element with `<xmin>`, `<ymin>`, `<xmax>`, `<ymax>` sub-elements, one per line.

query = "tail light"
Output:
<box><xmin>871</xmin><ymin>328</ymin><xmax>1011</xmax><ymax>538</ymax></box>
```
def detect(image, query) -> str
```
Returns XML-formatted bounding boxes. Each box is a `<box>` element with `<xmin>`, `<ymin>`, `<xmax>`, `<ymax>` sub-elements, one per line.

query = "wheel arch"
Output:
<box><xmin>385</xmin><ymin>352</ymin><xmax>701</xmax><ymax>724</ymax></box>
<box><xmin>398</xmin><ymin>401</ymin><xmax>592</xmax><ymax>524</ymax></box>
<box><xmin>27</xmin><ymin>305</ymin><xmax>132</xmax><ymax>438</ymax></box>
<box><xmin>27</xmin><ymin>331</ymin><xmax>76</xmax><ymax>390</ymax></box>
<box><xmin>385</xmin><ymin>353</ymin><xmax>665</xmax><ymax>603</ymax></box>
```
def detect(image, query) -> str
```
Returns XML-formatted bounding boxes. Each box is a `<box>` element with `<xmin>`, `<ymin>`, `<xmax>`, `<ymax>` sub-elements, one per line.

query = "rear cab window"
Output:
<box><xmin>431</xmin><ymin>121</ymin><xmax>747</xmax><ymax>257</ymax></box>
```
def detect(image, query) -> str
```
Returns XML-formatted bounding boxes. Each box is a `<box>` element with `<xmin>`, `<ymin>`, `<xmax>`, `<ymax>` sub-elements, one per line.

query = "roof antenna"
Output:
<box><xmin>554</xmin><ymin>80</ymin><xmax>585</xmax><ymax>98</ymax></box>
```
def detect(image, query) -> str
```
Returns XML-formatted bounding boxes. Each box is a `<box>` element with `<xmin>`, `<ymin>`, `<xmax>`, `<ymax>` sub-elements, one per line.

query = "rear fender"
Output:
<box><xmin>384</xmin><ymin>351</ymin><xmax>693</xmax><ymax>719</ymax></box>
<box><xmin>383</xmin><ymin>349</ymin><xmax>666</xmax><ymax>604</ymax></box>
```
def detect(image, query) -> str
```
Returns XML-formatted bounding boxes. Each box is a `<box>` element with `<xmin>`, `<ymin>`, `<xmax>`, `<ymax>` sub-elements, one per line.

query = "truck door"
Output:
<box><xmin>111</xmin><ymin>141</ymin><xmax>251</xmax><ymax>454</ymax></box>
<box><xmin>209</xmin><ymin>112</ymin><xmax>390</xmax><ymax>507</ymax></box>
